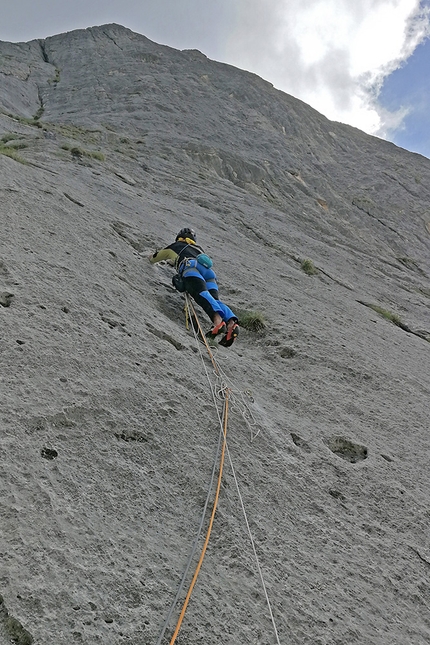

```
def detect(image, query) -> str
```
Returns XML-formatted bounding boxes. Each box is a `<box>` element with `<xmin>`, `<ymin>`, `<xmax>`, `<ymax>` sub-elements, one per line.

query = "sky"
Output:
<box><xmin>1</xmin><ymin>0</ymin><xmax>430</xmax><ymax>159</ymax></box>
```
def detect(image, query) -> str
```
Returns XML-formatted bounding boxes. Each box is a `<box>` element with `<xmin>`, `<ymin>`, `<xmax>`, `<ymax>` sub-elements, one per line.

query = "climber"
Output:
<box><xmin>149</xmin><ymin>227</ymin><xmax>239</xmax><ymax>347</ymax></box>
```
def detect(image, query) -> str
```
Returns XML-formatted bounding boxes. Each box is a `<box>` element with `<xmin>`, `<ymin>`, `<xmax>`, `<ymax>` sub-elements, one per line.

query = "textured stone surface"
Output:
<box><xmin>1</xmin><ymin>24</ymin><xmax>430</xmax><ymax>645</ymax></box>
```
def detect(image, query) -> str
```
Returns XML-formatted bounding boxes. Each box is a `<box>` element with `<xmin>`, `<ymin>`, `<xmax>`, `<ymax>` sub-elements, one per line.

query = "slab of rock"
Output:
<box><xmin>0</xmin><ymin>24</ymin><xmax>429</xmax><ymax>645</ymax></box>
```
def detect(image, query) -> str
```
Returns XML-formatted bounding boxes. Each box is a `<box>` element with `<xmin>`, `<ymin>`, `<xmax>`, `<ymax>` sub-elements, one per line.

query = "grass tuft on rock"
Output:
<box><xmin>89</xmin><ymin>150</ymin><xmax>105</xmax><ymax>161</ymax></box>
<box><xmin>0</xmin><ymin>145</ymin><xmax>27</xmax><ymax>164</ymax></box>
<box><xmin>7</xmin><ymin>113</ymin><xmax>43</xmax><ymax>128</ymax></box>
<box><xmin>52</xmin><ymin>68</ymin><xmax>61</xmax><ymax>84</ymax></box>
<box><xmin>1</xmin><ymin>133</ymin><xmax>20</xmax><ymax>143</ymax></box>
<box><xmin>61</xmin><ymin>144</ymin><xmax>105</xmax><ymax>161</ymax></box>
<box><xmin>301</xmin><ymin>258</ymin><xmax>318</xmax><ymax>275</ymax></box>
<box><xmin>237</xmin><ymin>309</ymin><xmax>266</xmax><ymax>332</ymax></box>
<box><xmin>33</xmin><ymin>106</ymin><xmax>44</xmax><ymax>121</ymax></box>
<box><xmin>366</xmin><ymin>304</ymin><xmax>402</xmax><ymax>326</ymax></box>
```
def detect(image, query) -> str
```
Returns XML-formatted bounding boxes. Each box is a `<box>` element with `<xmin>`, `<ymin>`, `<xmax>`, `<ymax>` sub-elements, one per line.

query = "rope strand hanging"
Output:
<box><xmin>168</xmin><ymin>389</ymin><xmax>229</xmax><ymax>645</ymax></box>
<box><xmin>156</xmin><ymin>294</ymin><xmax>281</xmax><ymax>644</ymax></box>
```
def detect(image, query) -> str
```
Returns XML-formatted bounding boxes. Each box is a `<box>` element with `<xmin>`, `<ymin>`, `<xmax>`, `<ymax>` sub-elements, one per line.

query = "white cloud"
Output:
<box><xmin>225</xmin><ymin>0</ymin><xmax>430</xmax><ymax>135</ymax></box>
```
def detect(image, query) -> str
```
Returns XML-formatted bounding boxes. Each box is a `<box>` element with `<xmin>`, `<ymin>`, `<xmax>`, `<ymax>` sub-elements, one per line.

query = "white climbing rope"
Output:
<box><xmin>183</xmin><ymin>296</ymin><xmax>282</xmax><ymax>644</ymax></box>
<box><xmin>225</xmin><ymin>440</ymin><xmax>282</xmax><ymax>645</ymax></box>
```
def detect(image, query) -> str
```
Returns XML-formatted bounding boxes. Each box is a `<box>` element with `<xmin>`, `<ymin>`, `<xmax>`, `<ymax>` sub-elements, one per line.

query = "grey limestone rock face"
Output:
<box><xmin>1</xmin><ymin>23</ymin><xmax>430</xmax><ymax>645</ymax></box>
<box><xmin>0</xmin><ymin>39</ymin><xmax>55</xmax><ymax>117</ymax></box>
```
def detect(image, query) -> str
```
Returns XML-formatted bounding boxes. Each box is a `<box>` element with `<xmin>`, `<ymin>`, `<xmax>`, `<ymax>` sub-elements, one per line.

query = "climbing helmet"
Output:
<box><xmin>176</xmin><ymin>227</ymin><xmax>196</xmax><ymax>242</ymax></box>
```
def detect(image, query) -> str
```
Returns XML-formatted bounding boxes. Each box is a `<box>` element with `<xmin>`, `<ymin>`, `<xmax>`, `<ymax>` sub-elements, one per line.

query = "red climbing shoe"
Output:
<box><xmin>206</xmin><ymin>320</ymin><xmax>226</xmax><ymax>338</ymax></box>
<box><xmin>219</xmin><ymin>322</ymin><xmax>239</xmax><ymax>347</ymax></box>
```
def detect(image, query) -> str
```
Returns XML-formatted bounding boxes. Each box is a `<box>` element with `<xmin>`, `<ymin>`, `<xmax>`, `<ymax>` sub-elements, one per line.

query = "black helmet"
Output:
<box><xmin>176</xmin><ymin>227</ymin><xmax>196</xmax><ymax>242</ymax></box>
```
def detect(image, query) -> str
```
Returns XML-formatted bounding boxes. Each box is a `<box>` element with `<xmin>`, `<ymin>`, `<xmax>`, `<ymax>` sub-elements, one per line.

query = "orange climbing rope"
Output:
<box><xmin>161</xmin><ymin>297</ymin><xmax>280</xmax><ymax>645</ymax></box>
<box><xmin>168</xmin><ymin>386</ymin><xmax>229</xmax><ymax>645</ymax></box>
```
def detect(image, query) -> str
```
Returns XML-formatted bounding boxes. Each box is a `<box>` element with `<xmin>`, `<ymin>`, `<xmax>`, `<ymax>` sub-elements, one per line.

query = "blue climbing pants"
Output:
<box><xmin>180</xmin><ymin>258</ymin><xmax>236</xmax><ymax>323</ymax></box>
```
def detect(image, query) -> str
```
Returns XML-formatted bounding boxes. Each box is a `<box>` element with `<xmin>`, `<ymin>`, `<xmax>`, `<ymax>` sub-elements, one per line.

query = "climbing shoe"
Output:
<box><xmin>219</xmin><ymin>322</ymin><xmax>239</xmax><ymax>347</ymax></box>
<box><xmin>206</xmin><ymin>320</ymin><xmax>226</xmax><ymax>338</ymax></box>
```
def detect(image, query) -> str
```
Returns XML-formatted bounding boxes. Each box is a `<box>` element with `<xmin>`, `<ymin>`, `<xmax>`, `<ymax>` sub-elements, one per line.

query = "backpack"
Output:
<box><xmin>172</xmin><ymin>273</ymin><xmax>185</xmax><ymax>292</ymax></box>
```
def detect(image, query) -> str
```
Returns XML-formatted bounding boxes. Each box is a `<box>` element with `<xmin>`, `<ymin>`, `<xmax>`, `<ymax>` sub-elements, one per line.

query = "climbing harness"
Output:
<box><xmin>156</xmin><ymin>294</ymin><xmax>280</xmax><ymax>644</ymax></box>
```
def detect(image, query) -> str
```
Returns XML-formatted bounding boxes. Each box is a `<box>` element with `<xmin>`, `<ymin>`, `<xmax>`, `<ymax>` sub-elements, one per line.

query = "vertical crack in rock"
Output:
<box><xmin>102</xmin><ymin>29</ymin><xmax>124</xmax><ymax>51</ymax></box>
<box><xmin>38</xmin><ymin>39</ymin><xmax>50</xmax><ymax>64</ymax></box>
<box><xmin>35</xmin><ymin>86</ymin><xmax>45</xmax><ymax>120</ymax></box>
<box><xmin>36</xmin><ymin>39</ymin><xmax>58</xmax><ymax>117</ymax></box>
